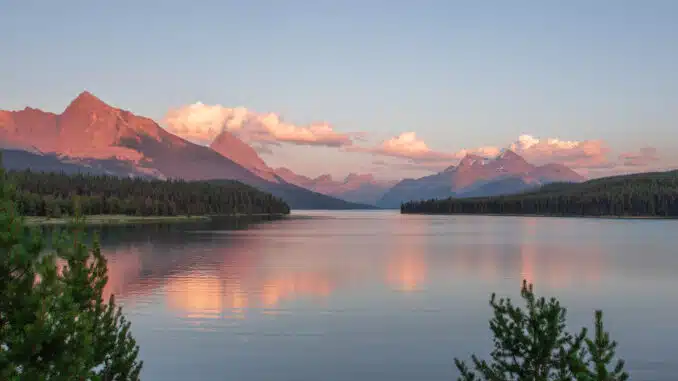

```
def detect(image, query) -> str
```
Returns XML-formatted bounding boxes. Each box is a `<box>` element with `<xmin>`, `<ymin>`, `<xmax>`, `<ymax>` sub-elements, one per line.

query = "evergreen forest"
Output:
<box><xmin>5</xmin><ymin>169</ymin><xmax>290</xmax><ymax>217</ymax></box>
<box><xmin>401</xmin><ymin>170</ymin><xmax>678</xmax><ymax>217</ymax></box>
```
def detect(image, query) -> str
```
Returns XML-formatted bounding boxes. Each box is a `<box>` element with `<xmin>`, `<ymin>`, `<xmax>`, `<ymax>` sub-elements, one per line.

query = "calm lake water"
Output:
<box><xmin>93</xmin><ymin>210</ymin><xmax>678</xmax><ymax>380</ymax></box>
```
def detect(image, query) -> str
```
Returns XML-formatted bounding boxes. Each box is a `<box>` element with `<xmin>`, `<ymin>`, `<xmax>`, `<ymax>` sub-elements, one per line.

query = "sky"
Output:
<box><xmin>1</xmin><ymin>0</ymin><xmax>677</xmax><ymax>180</ymax></box>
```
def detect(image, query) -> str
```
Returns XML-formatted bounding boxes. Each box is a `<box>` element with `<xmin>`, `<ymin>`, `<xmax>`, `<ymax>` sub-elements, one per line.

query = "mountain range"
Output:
<box><xmin>273</xmin><ymin>169</ymin><xmax>397</xmax><ymax>205</ymax></box>
<box><xmin>376</xmin><ymin>151</ymin><xmax>584</xmax><ymax>208</ymax></box>
<box><xmin>0</xmin><ymin>91</ymin><xmax>586</xmax><ymax>208</ymax></box>
<box><xmin>0</xmin><ymin>92</ymin><xmax>372</xmax><ymax>209</ymax></box>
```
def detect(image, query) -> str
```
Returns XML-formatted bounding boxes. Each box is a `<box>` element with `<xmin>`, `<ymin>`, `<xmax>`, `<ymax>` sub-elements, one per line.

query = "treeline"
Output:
<box><xmin>401</xmin><ymin>170</ymin><xmax>678</xmax><ymax>217</ymax></box>
<box><xmin>6</xmin><ymin>170</ymin><xmax>291</xmax><ymax>217</ymax></box>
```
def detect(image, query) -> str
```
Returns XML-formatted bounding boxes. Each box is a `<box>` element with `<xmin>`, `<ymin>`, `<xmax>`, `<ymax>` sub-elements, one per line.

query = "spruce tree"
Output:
<box><xmin>455</xmin><ymin>280</ymin><xmax>629</xmax><ymax>381</ymax></box>
<box><xmin>0</xmin><ymin>153</ymin><xmax>142</xmax><ymax>380</ymax></box>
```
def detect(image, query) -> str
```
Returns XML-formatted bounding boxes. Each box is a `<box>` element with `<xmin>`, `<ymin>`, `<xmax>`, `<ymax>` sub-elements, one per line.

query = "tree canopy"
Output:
<box><xmin>402</xmin><ymin>170</ymin><xmax>678</xmax><ymax>217</ymax></box>
<box><xmin>455</xmin><ymin>281</ymin><xmax>628</xmax><ymax>381</ymax></box>
<box><xmin>7</xmin><ymin>169</ymin><xmax>290</xmax><ymax>218</ymax></box>
<box><xmin>0</xmin><ymin>156</ymin><xmax>143</xmax><ymax>380</ymax></box>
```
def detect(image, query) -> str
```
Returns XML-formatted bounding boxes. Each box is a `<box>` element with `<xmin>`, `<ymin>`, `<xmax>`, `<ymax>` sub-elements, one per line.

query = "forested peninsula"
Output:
<box><xmin>7</xmin><ymin>169</ymin><xmax>290</xmax><ymax>220</ymax></box>
<box><xmin>401</xmin><ymin>170</ymin><xmax>678</xmax><ymax>218</ymax></box>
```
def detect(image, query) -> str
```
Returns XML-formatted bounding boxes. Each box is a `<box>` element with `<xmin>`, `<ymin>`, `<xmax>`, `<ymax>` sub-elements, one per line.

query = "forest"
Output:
<box><xmin>401</xmin><ymin>170</ymin><xmax>678</xmax><ymax>217</ymax></box>
<box><xmin>6</xmin><ymin>169</ymin><xmax>290</xmax><ymax>217</ymax></box>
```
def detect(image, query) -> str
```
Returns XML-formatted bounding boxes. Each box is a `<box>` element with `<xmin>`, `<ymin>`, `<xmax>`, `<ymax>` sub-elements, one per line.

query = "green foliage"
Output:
<box><xmin>8</xmin><ymin>169</ymin><xmax>291</xmax><ymax>217</ymax></box>
<box><xmin>455</xmin><ymin>281</ymin><xmax>628</xmax><ymax>381</ymax></box>
<box><xmin>0</xmin><ymin>155</ymin><xmax>142</xmax><ymax>380</ymax></box>
<box><xmin>401</xmin><ymin>170</ymin><xmax>678</xmax><ymax>217</ymax></box>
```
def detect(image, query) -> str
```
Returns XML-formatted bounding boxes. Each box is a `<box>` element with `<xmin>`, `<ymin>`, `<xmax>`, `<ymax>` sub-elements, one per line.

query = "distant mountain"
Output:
<box><xmin>377</xmin><ymin>150</ymin><xmax>585</xmax><ymax>207</ymax></box>
<box><xmin>402</xmin><ymin>170</ymin><xmax>678</xmax><ymax>218</ymax></box>
<box><xmin>275</xmin><ymin>168</ymin><xmax>394</xmax><ymax>205</ymax></box>
<box><xmin>0</xmin><ymin>92</ymin><xmax>372</xmax><ymax>210</ymax></box>
<box><xmin>273</xmin><ymin>167</ymin><xmax>311</xmax><ymax>187</ymax></box>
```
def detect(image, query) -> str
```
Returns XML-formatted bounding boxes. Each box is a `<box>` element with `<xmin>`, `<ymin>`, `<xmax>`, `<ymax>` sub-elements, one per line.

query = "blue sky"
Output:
<box><xmin>1</xmin><ymin>0</ymin><xmax>677</xmax><ymax>179</ymax></box>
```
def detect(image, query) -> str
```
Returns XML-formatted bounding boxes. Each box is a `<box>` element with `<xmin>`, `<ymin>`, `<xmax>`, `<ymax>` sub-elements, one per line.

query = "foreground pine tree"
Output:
<box><xmin>0</xmin><ymin>155</ymin><xmax>142</xmax><ymax>380</ymax></box>
<box><xmin>455</xmin><ymin>281</ymin><xmax>628</xmax><ymax>381</ymax></box>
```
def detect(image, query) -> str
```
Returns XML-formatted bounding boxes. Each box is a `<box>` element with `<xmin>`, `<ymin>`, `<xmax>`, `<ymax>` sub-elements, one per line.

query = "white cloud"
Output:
<box><xmin>508</xmin><ymin>134</ymin><xmax>610</xmax><ymax>169</ymax></box>
<box><xmin>356</xmin><ymin>132</ymin><xmax>664</xmax><ymax>176</ymax></box>
<box><xmin>353</xmin><ymin>132</ymin><xmax>499</xmax><ymax>163</ymax></box>
<box><xmin>163</xmin><ymin>103</ymin><xmax>355</xmax><ymax>147</ymax></box>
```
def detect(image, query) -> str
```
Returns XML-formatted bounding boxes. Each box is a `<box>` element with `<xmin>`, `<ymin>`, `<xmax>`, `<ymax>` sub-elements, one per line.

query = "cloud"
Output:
<box><xmin>509</xmin><ymin>136</ymin><xmax>663</xmax><ymax>173</ymax></box>
<box><xmin>618</xmin><ymin>147</ymin><xmax>660</xmax><ymax>167</ymax></box>
<box><xmin>163</xmin><ymin>103</ymin><xmax>355</xmax><ymax>147</ymax></box>
<box><xmin>376</xmin><ymin>132</ymin><xmax>455</xmax><ymax>161</ymax></box>
<box><xmin>508</xmin><ymin>134</ymin><xmax>610</xmax><ymax>169</ymax></box>
<box><xmin>353</xmin><ymin>132</ymin><xmax>499</xmax><ymax>163</ymax></box>
<box><xmin>356</xmin><ymin>132</ymin><xmax>664</xmax><ymax>177</ymax></box>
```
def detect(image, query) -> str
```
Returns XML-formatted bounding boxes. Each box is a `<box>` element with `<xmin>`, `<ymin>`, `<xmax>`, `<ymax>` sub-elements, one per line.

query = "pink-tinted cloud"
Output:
<box><xmin>375</xmin><ymin>132</ymin><xmax>455</xmax><ymax>161</ymax></box>
<box><xmin>508</xmin><ymin>134</ymin><xmax>611</xmax><ymax>169</ymax></box>
<box><xmin>356</xmin><ymin>133</ymin><xmax>664</xmax><ymax>177</ymax></box>
<box><xmin>575</xmin><ymin>146</ymin><xmax>664</xmax><ymax>178</ymax></box>
<box><xmin>618</xmin><ymin>147</ymin><xmax>660</xmax><ymax>167</ymax></box>
<box><xmin>352</xmin><ymin>132</ymin><xmax>499</xmax><ymax>163</ymax></box>
<box><xmin>163</xmin><ymin>103</ymin><xmax>355</xmax><ymax>147</ymax></box>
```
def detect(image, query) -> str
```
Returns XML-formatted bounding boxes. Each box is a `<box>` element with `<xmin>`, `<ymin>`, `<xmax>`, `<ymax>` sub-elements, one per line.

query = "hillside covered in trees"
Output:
<box><xmin>7</xmin><ymin>170</ymin><xmax>290</xmax><ymax>217</ymax></box>
<box><xmin>401</xmin><ymin>170</ymin><xmax>678</xmax><ymax>217</ymax></box>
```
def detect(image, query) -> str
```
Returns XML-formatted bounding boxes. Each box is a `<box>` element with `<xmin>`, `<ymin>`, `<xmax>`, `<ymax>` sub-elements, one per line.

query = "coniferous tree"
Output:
<box><xmin>4</xmin><ymin>169</ymin><xmax>290</xmax><ymax>218</ymax></box>
<box><xmin>402</xmin><ymin>171</ymin><xmax>678</xmax><ymax>218</ymax></box>
<box><xmin>0</xmin><ymin>153</ymin><xmax>143</xmax><ymax>380</ymax></box>
<box><xmin>454</xmin><ymin>281</ymin><xmax>629</xmax><ymax>381</ymax></box>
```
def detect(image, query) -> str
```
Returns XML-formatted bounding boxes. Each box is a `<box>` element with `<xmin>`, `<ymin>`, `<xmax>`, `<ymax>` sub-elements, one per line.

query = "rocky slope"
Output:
<box><xmin>377</xmin><ymin>150</ymin><xmax>584</xmax><ymax>207</ymax></box>
<box><xmin>0</xmin><ymin>92</ymin><xmax>371</xmax><ymax>209</ymax></box>
<box><xmin>274</xmin><ymin>169</ymin><xmax>394</xmax><ymax>205</ymax></box>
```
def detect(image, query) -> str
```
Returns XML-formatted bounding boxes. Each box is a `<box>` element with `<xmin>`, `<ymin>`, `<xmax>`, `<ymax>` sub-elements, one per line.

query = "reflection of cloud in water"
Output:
<box><xmin>386</xmin><ymin>216</ymin><xmax>428</xmax><ymax>292</ymax></box>
<box><xmin>165</xmin><ymin>272</ymin><xmax>225</xmax><ymax>319</ymax></box>
<box><xmin>261</xmin><ymin>273</ymin><xmax>333</xmax><ymax>307</ymax></box>
<box><xmin>162</xmin><ymin>269</ymin><xmax>337</xmax><ymax>319</ymax></box>
<box><xmin>387</xmin><ymin>253</ymin><xmax>427</xmax><ymax>292</ymax></box>
<box><xmin>99</xmin><ymin>236</ymin><xmax>342</xmax><ymax>320</ymax></box>
<box><xmin>96</xmin><ymin>216</ymin><xmax>607</xmax><ymax>322</ymax></box>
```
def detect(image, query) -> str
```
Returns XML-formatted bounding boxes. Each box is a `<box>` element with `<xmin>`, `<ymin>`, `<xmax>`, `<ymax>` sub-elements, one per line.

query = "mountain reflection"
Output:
<box><xmin>162</xmin><ymin>270</ymin><xmax>336</xmax><ymax>319</ymax></box>
<box><xmin>94</xmin><ymin>216</ymin><xmax>606</xmax><ymax>320</ymax></box>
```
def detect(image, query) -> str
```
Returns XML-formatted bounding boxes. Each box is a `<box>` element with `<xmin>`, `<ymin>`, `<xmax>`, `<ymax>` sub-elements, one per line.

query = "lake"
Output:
<box><xmin>94</xmin><ymin>210</ymin><xmax>678</xmax><ymax>380</ymax></box>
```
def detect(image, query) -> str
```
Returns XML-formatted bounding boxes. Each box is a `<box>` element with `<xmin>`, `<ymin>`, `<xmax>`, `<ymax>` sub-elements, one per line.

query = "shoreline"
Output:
<box><xmin>24</xmin><ymin>213</ymin><xmax>289</xmax><ymax>226</ymax></box>
<box><xmin>400</xmin><ymin>212</ymin><xmax>678</xmax><ymax>220</ymax></box>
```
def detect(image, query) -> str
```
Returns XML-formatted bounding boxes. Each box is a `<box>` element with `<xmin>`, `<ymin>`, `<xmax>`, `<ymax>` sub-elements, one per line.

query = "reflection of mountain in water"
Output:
<box><xmin>92</xmin><ymin>216</ymin><xmax>608</xmax><ymax>320</ymax></box>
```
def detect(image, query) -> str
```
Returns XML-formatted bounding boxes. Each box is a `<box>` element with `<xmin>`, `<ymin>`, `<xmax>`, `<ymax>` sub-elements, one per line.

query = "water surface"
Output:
<box><xmin>96</xmin><ymin>211</ymin><xmax>678</xmax><ymax>380</ymax></box>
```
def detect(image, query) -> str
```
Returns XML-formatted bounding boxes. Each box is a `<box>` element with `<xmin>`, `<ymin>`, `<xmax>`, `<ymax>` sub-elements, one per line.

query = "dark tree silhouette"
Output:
<box><xmin>455</xmin><ymin>281</ymin><xmax>628</xmax><ymax>381</ymax></box>
<box><xmin>5</xmin><ymin>169</ymin><xmax>290</xmax><ymax>217</ymax></box>
<box><xmin>402</xmin><ymin>171</ymin><xmax>678</xmax><ymax>218</ymax></box>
